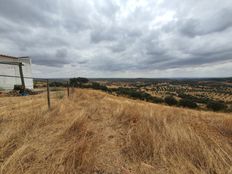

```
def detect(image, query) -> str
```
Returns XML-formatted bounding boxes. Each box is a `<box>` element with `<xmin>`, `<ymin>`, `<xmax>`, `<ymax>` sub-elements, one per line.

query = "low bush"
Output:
<box><xmin>151</xmin><ymin>97</ymin><xmax>164</xmax><ymax>103</ymax></box>
<box><xmin>90</xmin><ymin>82</ymin><xmax>109</xmax><ymax>91</ymax></box>
<box><xmin>50</xmin><ymin>82</ymin><xmax>66</xmax><ymax>87</ymax></box>
<box><xmin>115</xmin><ymin>87</ymin><xmax>163</xmax><ymax>104</ymax></box>
<box><xmin>164</xmin><ymin>96</ymin><xmax>178</xmax><ymax>106</ymax></box>
<box><xmin>178</xmin><ymin>93</ymin><xmax>210</xmax><ymax>104</ymax></box>
<box><xmin>207</xmin><ymin>101</ymin><xmax>227</xmax><ymax>111</ymax></box>
<box><xmin>70</xmin><ymin>77</ymin><xmax>89</xmax><ymax>87</ymax></box>
<box><xmin>179</xmin><ymin>99</ymin><xmax>198</xmax><ymax>109</ymax></box>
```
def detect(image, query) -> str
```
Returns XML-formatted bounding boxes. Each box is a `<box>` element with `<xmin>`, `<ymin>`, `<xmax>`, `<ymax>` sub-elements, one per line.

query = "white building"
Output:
<box><xmin>0</xmin><ymin>55</ymin><xmax>33</xmax><ymax>90</ymax></box>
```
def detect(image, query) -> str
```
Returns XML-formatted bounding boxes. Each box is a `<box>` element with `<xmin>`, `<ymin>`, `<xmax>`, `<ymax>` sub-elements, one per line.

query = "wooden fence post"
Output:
<box><xmin>47</xmin><ymin>79</ymin><xmax>51</xmax><ymax>109</ymax></box>
<box><xmin>67</xmin><ymin>81</ymin><xmax>70</xmax><ymax>97</ymax></box>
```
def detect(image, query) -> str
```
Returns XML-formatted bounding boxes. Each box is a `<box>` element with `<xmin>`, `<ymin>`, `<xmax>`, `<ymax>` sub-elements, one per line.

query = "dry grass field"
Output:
<box><xmin>0</xmin><ymin>89</ymin><xmax>232</xmax><ymax>174</ymax></box>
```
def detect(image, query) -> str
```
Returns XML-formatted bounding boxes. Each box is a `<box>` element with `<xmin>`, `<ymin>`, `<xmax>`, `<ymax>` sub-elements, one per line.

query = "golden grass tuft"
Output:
<box><xmin>0</xmin><ymin>89</ymin><xmax>232</xmax><ymax>174</ymax></box>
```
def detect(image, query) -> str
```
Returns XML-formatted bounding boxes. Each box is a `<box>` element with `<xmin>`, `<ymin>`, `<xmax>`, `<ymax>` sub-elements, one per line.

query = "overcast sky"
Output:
<box><xmin>0</xmin><ymin>0</ymin><xmax>232</xmax><ymax>78</ymax></box>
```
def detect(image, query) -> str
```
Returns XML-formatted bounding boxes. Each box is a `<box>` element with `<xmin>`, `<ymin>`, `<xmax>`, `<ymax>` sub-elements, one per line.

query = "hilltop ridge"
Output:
<box><xmin>0</xmin><ymin>89</ymin><xmax>232</xmax><ymax>174</ymax></box>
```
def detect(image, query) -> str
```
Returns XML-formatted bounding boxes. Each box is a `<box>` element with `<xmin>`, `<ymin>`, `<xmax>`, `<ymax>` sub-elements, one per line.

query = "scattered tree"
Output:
<box><xmin>164</xmin><ymin>96</ymin><xmax>178</xmax><ymax>106</ymax></box>
<box><xmin>69</xmin><ymin>77</ymin><xmax>89</xmax><ymax>87</ymax></box>
<box><xmin>179</xmin><ymin>99</ymin><xmax>198</xmax><ymax>109</ymax></box>
<box><xmin>207</xmin><ymin>101</ymin><xmax>227</xmax><ymax>111</ymax></box>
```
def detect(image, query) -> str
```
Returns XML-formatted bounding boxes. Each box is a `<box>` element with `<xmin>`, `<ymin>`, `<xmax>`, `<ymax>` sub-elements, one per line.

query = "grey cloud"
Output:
<box><xmin>110</xmin><ymin>43</ymin><xmax>127</xmax><ymax>53</ymax></box>
<box><xmin>91</xmin><ymin>26</ymin><xmax>141</xmax><ymax>43</ymax></box>
<box><xmin>31</xmin><ymin>49</ymin><xmax>70</xmax><ymax>67</ymax></box>
<box><xmin>0</xmin><ymin>0</ymin><xmax>232</xmax><ymax>77</ymax></box>
<box><xmin>0</xmin><ymin>0</ymin><xmax>58</xmax><ymax>27</ymax></box>
<box><xmin>90</xmin><ymin>57</ymin><xmax>134</xmax><ymax>72</ymax></box>
<box><xmin>77</xmin><ymin>60</ymin><xmax>88</xmax><ymax>64</ymax></box>
<box><xmin>0</xmin><ymin>27</ymin><xmax>69</xmax><ymax>52</ymax></box>
<box><xmin>56</xmin><ymin>49</ymin><xmax>68</xmax><ymax>59</ymax></box>
<box><xmin>94</xmin><ymin>0</ymin><xmax>119</xmax><ymax>18</ymax></box>
<box><xmin>144</xmin><ymin>39</ymin><xmax>167</xmax><ymax>57</ymax></box>
<box><xmin>32</xmin><ymin>55</ymin><xmax>68</xmax><ymax>67</ymax></box>
<box><xmin>178</xmin><ymin>8</ymin><xmax>232</xmax><ymax>37</ymax></box>
<box><xmin>161</xmin><ymin>51</ymin><xmax>232</xmax><ymax>69</ymax></box>
<box><xmin>91</xmin><ymin>28</ymin><xmax>118</xmax><ymax>43</ymax></box>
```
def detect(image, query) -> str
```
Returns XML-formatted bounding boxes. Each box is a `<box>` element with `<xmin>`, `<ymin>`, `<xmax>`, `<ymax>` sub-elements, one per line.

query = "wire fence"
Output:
<box><xmin>34</xmin><ymin>78</ymin><xmax>73</xmax><ymax>110</ymax></box>
<box><xmin>0</xmin><ymin>75</ymin><xmax>73</xmax><ymax>110</ymax></box>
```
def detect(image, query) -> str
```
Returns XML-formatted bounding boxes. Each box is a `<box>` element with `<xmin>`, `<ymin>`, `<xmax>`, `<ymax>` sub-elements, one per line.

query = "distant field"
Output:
<box><xmin>0</xmin><ymin>89</ymin><xmax>232</xmax><ymax>173</ymax></box>
<box><xmin>32</xmin><ymin>78</ymin><xmax>232</xmax><ymax>112</ymax></box>
<box><xmin>95</xmin><ymin>78</ymin><xmax>232</xmax><ymax>112</ymax></box>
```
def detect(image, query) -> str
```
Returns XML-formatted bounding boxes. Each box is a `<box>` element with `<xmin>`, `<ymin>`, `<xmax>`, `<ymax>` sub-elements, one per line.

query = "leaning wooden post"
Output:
<box><xmin>18</xmin><ymin>62</ymin><xmax>25</xmax><ymax>89</ymax></box>
<box><xmin>67</xmin><ymin>81</ymin><xmax>70</xmax><ymax>97</ymax></box>
<box><xmin>47</xmin><ymin>79</ymin><xmax>51</xmax><ymax>110</ymax></box>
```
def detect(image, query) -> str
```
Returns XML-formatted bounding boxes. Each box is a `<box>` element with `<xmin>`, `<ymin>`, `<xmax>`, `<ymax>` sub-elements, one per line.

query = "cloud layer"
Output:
<box><xmin>0</xmin><ymin>0</ymin><xmax>232</xmax><ymax>78</ymax></box>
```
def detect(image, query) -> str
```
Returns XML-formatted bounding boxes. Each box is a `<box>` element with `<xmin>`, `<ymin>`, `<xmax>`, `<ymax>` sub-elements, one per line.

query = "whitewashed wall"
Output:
<box><xmin>0</xmin><ymin>56</ymin><xmax>33</xmax><ymax>90</ymax></box>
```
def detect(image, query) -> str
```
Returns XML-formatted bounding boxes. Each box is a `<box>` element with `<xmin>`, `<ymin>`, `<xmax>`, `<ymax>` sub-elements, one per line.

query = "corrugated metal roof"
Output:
<box><xmin>0</xmin><ymin>54</ymin><xmax>29</xmax><ymax>59</ymax></box>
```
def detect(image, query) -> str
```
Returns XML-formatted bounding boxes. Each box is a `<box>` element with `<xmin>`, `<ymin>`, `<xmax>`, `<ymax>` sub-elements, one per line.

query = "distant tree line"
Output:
<box><xmin>177</xmin><ymin>93</ymin><xmax>211</xmax><ymax>104</ymax></box>
<box><xmin>50</xmin><ymin>77</ymin><xmax>229</xmax><ymax>112</ymax></box>
<box><xmin>70</xmin><ymin>80</ymin><xmax>201</xmax><ymax>110</ymax></box>
<box><xmin>114</xmin><ymin>87</ymin><xmax>164</xmax><ymax>103</ymax></box>
<box><xmin>164</xmin><ymin>96</ymin><xmax>197</xmax><ymax>109</ymax></box>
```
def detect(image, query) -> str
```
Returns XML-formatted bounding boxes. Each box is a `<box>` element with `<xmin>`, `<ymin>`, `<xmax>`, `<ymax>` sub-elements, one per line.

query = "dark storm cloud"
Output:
<box><xmin>32</xmin><ymin>55</ymin><xmax>67</xmax><ymax>67</ymax></box>
<box><xmin>91</xmin><ymin>27</ymin><xmax>118</xmax><ymax>43</ymax></box>
<box><xmin>160</xmin><ymin>51</ymin><xmax>232</xmax><ymax>70</ymax></box>
<box><xmin>0</xmin><ymin>0</ymin><xmax>58</xmax><ymax>27</ymax></box>
<box><xmin>90</xmin><ymin>56</ymin><xmax>134</xmax><ymax>72</ymax></box>
<box><xmin>90</xmin><ymin>26</ymin><xmax>141</xmax><ymax>44</ymax></box>
<box><xmin>56</xmin><ymin>48</ymin><xmax>68</xmax><ymax>59</ymax></box>
<box><xmin>179</xmin><ymin>8</ymin><xmax>232</xmax><ymax>37</ymax></box>
<box><xmin>110</xmin><ymin>43</ymin><xmax>127</xmax><ymax>53</ymax></box>
<box><xmin>0</xmin><ymin>0</ymin><xmax>232</xmax><ymax>77</ymax></box>
<box><xmin>31</xmin><ymin>49</ymin><xmax>69</xmax><ymax>67</ymax></box>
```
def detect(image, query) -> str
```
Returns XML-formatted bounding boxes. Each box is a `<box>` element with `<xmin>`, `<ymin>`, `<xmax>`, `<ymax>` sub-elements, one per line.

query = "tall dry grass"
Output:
<box><xmin>0</xmin><ymin>89</ymin><xmax>231</xmax><ymax>174</ymax></box>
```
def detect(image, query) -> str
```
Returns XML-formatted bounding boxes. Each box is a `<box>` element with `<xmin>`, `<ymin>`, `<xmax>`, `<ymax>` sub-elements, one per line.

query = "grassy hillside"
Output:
<box><xmin>0</xmin><ymin>89</ymin><xmax>232</xmax><ymax>174</ymax></box>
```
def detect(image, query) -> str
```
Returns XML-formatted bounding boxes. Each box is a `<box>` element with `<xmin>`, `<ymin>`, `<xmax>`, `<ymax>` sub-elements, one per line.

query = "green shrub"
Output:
<box><xmin>164</xmin><ymin>96</ymin><xmax>178</xmax><ymax>106</ymax></box>
<box><xmin>207</xmin><ymin>101</ymin><xmax>227</xmax><ymax>111</ymax></box>
<box><xmin>91</xmin><ymin>82</ymin><xmax>110</xmax><ymax>92</ymax></box>
<box><xmin>115</xmin><ymin>87</ymin><xmax>163</xmax><ymax>104</ymax></box>
<box><xmin>50</xmin><ymin>82</ymin><xmax>66</xmax><ymax>87</ymax></box>
<box><xmin>179</xmin><ymin>99</ymin><xmax>198</xmax><ymax>109</ymax></box>
<box><xmin>178</xmin><ymin>93</ymin><xmax>211</xmax><ymax>104</ymax></box>
<box><xmin>151</xmin><ymin>97</ymin><xmax>164</xmax><ymax>103</ymax></box>
<box><xmin>69</xmin><ymin>77</ymin><xmax>89</xmax><ymax>87</ymax></box>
